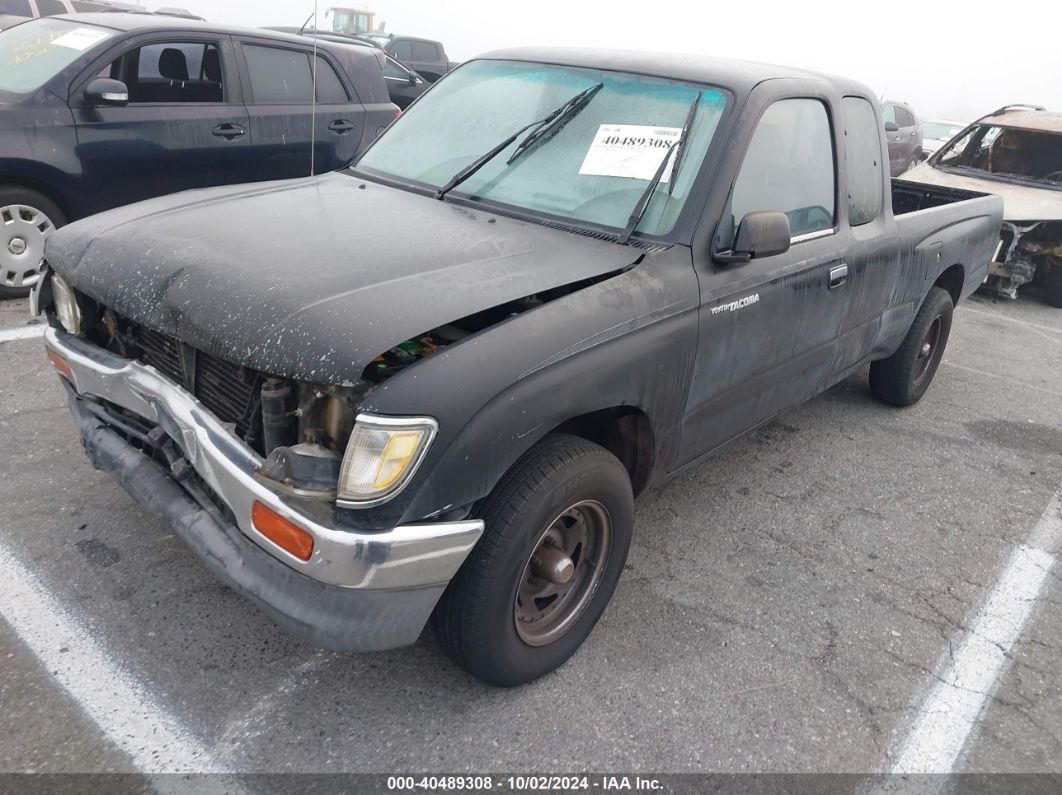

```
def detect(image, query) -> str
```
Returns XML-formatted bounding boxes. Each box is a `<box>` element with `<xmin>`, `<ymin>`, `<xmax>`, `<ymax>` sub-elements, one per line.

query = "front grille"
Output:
<box><xmin>123</xmin><ymin>319</ymin><xmax>264</xmax><ymax>449</ymax></box>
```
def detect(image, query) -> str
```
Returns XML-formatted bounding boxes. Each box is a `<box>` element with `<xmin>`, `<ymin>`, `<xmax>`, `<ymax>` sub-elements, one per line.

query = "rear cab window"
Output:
<box><xmin>840</xmin><ymin>96</ymin><xmax>884</xmax><ymax>226</ymax></box>
<box><xmin>728</xmin><ymin>98</ymin><xmax>836</xmax><ymax>243</ymax></box>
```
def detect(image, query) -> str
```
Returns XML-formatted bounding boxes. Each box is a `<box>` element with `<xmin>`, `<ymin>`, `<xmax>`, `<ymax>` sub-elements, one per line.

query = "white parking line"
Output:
<box><xmin>0</xmin><ymin>325</ymin><xmax>45</xmax><ymax>344</ymax></box>
<box><xmin>0</xmin><ymin>541</ymin><xmax>228</xmax><ymax>775</ymax></box>
<box><xmin>889</xmin><ymin>487</ymin><xmax>1062</xmax><ymax>774</ymax></box>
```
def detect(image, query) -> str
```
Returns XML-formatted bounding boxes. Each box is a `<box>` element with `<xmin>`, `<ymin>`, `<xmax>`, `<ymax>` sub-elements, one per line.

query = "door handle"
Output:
<box><xmin>829</xmin><ymin>264</ymin><xmax>849</xmax><ymax>290</ymax></box>
<box><xmin>328</xmin><ymin>119</ymin><xmax>356</xmax><ymax>133</ymax></box>
<box><xmin>212</xmin><ymin>123</ymin><xmax>246</xmax><ymax>141</ymax></box>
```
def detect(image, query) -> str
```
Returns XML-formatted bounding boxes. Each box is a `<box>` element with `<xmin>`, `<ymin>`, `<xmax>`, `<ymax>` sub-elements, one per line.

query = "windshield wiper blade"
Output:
<box><xmin>434</xmin><ymin>83</ymin><xmax>604</xmax><ymax>201</ymax></box>
<box><xmin>506</xmin><ymin>83</ymin><xmax>603</xmax><ymax>165</ymax></box>
<box><xmin>617</xmin><ymin>93</ymin><xmax>701</xmax><ymax>245</ymax></box>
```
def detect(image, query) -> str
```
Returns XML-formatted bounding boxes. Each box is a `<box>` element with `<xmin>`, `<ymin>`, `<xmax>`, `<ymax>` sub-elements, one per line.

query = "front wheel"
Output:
<box><xmin>870</xmin><ymin>286</ymin><xmax>954</xmax><ymax>407</ymax></box>
<box><xmin>434</xmin><ymin>434</ymin><xmax>634</xmax><ymax>687</ymax></box>
<box><xmin>0</xmin><ymin>187</ymin><xmax>66</xmax><ymax>299</ymax></box>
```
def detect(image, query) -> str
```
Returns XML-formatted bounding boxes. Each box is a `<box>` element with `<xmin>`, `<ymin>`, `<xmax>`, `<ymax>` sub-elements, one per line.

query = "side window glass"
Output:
<box><xmin>882</xmin><ymin>104</ymin><xmax>897</xmax><ymax>125</ymax></box>
<box><xmin>36</xmin><ymin>0</ymin><xmax>67</xmax><ymax>15</ymax></box>
<box><xmin>125</xmin><ymin>42</ymin><xmax>223</xmax><ymax>104</ymax></box>
<box><xmin>0</xmin><ymin>0</ymin><xmax>32</xmax><ymax>13</ymax></box>
<box><xmin>412</xmin><ymin>41</ymin><xmax>437</xmax><ymax>62</ymax></box>
<box><xmin>896</xmin><ymin>107</ymin><xmax>914</xmax><ymax>128</ymax></box>
<box><xmin>313</xmin><ymin>55</ymin><xmax>348</xmax><ymax>103</ymax></box>
<box><xmin>841</xmin><ymin>97</ymin><xmax>883</xmax><ymax>226</ymax></box>
<box><xmin>730</xmin><ymin>98</ymin><xmax>835</xmax><ymax>242</ymax></box>
<box><xmin>383</xmin><ymin>58</ymin><xmax>407</xmax><ymax>80</ymax></box>
<box><xmin>391</xmin><ymin>40</ymin><xmax>412</xmax><ymax>61</ymax></box>
<box><xmin>243</xmin><ymin>45</ymin><xmax>313</xmax><ymax>104</ymax></box>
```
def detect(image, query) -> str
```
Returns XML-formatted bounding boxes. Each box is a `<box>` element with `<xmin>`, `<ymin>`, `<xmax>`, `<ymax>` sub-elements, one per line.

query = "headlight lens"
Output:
<box><xmin>51</xmin><ymin>274</ymin><xmax>81</xmax><ymax>336</ymax></box>
<box><xmin>336</xmin><ymin>414</ymin><xmax>437</xmax><ymax>505</ymax></box>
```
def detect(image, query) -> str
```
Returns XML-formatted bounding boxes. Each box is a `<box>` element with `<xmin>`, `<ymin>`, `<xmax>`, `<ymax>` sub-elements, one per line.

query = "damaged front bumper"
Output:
<box><xmin>45</xmin><ymin>328</ymin><xmax>483</xmax><ymax>653</ymax></box>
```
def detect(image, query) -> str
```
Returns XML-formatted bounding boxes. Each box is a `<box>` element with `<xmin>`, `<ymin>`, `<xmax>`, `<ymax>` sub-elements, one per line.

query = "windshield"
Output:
<box><xmin>935</xmin><ymin>123</ymin><xmax>1062</xmax><ymax>188</ymax></box>
<box><xmin>0</xmin><ymin>18</ymin><xmax>114</xmax><ymax>96</ymax></box>
<box><xmin>354</xmin><ymin>59</ymin><xmax>729</xmax><ymax>238</ymax></box>
<box><xmin>922</xmin><ymin>121</ymin><xmax>964</xmax><ymax>140</ymax></box>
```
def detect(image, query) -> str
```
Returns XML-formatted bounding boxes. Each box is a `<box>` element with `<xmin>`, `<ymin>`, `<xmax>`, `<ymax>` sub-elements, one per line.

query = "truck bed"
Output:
<box><xmin>892</xmin><ymin>178</ymin><xmax>990</xmax><ymax>215</ymax></box>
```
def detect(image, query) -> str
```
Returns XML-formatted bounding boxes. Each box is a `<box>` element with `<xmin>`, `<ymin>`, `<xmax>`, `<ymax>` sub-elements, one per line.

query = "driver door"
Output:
<box><xmin>677</xmin><ymin>93</ymin><xmax>855</xmax><ymax>465</ymax></box>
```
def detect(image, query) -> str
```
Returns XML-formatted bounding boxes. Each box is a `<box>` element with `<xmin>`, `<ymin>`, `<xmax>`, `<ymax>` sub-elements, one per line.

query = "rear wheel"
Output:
<box><xmin>870</xmin><ymin>287</ymin><xmax>954</xmax><ymax>407</ymax></box>
<box><xmin>434</xmin><ymin>434</ymin><xmax>634</xmax><ymax>687</ymax></box>
<box><xmin>0</xmin><ymin>187</ymin><xmax>65</xmax><ymax>299</ymax></box>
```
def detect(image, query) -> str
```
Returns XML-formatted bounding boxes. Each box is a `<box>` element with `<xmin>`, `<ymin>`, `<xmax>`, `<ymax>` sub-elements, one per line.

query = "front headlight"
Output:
<box><xmin>51</xmin><ymin>274</ymin><xmax>81</xmax><ymax>336</ymax></box>
<box><xmin>336</xmin><ymin>414</ymin><xmax>438</xmax><ymax>506</ymax></box>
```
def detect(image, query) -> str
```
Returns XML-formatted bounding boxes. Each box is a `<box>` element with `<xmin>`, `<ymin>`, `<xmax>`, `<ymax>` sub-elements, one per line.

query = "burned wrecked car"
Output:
<box><xmin>36</xmin><ymin>49</ymin><xmax>1002</xmax><ymax>686</ymax></box>
<box><xmin>904</xmin><ymin>105</ymin><xmax>1062</xmax><ymax>306</ymax></box>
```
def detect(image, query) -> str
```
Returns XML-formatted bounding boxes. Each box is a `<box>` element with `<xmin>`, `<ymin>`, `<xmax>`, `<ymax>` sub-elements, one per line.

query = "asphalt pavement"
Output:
<box><xmin>0</xmin><ymin>287</ymin><xmax>1059</xmax><ymax>780</ymax></box>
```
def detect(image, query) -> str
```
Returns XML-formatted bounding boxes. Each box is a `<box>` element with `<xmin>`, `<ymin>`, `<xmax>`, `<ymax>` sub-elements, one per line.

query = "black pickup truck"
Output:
<box><xmin>37</xmin><ymin>49</ymin><xmax>1003</xmax><ymax>687</ymax></box>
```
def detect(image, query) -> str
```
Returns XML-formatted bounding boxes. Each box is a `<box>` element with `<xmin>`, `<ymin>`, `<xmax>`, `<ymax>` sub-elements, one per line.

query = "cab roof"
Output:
<box><xmin>474</xmin><ymin>46</ymin><xmax>873</xmax><ymax>97</ymax></box>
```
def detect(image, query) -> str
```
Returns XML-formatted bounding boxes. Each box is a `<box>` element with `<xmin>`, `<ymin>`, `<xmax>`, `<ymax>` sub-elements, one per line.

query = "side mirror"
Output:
<box><xmin>716</xmin><ymin>211</ymin><xmax>791</xmax><ymax>264</ymax></box>
<box><xmin>84</xmin><ymin>78</ymin><xmax>129</xmax><ymax>107</ymax></box>
<box><xmin>407</xmin><ymin>73</ymin><xmax>417</xmax><ymax>87</ymax></box>
<box><xmin>884</xmin><ymin>121</ymin><xmax>900</xmax><ymax>133</ymax></box>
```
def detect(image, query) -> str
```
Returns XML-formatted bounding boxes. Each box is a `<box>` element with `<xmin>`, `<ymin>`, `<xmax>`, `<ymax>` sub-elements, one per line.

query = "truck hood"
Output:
<box><xmin>904</xmin><ymin>163</ymin><xmax>1062</xmax><ymax>221</ymax></box>
<box><xmin>46</xmin><ymin>173</ymin><xmax>639</xmax><ymax>385</ymax></box>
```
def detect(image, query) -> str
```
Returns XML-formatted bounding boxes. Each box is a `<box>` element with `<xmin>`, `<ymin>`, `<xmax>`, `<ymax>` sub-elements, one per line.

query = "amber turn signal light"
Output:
<box><xmin>47</xmin><ymin>349</ymin><xmax>73</xmax><ymax>381</ymax></box>
<box><xmin>251</xmin><ymin>502</ymin><xmax>314</xmax><ymax>562</ymax></box>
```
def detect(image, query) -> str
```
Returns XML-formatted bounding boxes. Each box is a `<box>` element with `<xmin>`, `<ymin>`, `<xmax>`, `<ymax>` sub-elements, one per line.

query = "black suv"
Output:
<box><xmin>0</xmin><ymin>14</ymin><xmax>395</xmax><ymax>296</ymax></box>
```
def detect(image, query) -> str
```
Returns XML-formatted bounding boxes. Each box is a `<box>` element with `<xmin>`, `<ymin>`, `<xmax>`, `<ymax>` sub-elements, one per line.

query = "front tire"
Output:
<box><xmin>870</xmin><ymin>286</ymin><xmax>954</xmax><ymax>407</ymax></box>
<box><xmin>0</xmin><ymin>187</ymin><xmax>66</xmax><ymax>299</ymax></box>
<box><xmin>434</xmin><ymin>434</ymin><xmax>634</xmax><ymax>687</ymax></box>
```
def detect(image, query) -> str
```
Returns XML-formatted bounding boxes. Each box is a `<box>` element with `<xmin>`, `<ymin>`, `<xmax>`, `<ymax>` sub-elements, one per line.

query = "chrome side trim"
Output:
<box><xmin>791</xmin><ymin>228</ymin><xmax>836</xmax><ymax>244</ymax></box>
<box><xmin>46</xmin><ymin>328</ymin><xmax>482</xmax><ymax>590</ymax></box>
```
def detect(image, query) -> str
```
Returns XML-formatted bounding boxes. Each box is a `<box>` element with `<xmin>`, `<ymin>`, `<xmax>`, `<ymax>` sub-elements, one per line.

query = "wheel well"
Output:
<box><xmin>934</xmin><ymin>264</ymin><xmax>965</xmax><ymax>305</ymax></box>
<box><xmin>553</xmin><ymin>407</ymin><xmax>654</xmax><ymax>496</ymax></box>
<box><xmin>0</xmin><ymin>177</ymin><xmax>72</xmax><ymax>223</ymax></box>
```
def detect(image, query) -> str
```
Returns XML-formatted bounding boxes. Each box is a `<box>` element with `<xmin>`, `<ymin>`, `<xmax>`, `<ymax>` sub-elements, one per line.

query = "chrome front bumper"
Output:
<box><xmin>46</xmin><ymin>327</ymin><xmax>483</xmax><ymax>651</ymax></box>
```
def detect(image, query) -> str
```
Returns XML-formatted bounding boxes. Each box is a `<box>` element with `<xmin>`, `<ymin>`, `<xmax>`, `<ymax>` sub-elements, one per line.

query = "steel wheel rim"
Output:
<box><xmin>1</xmin><ymin>204</ymin><xmax>55</xmax><ymax>290</ymax></box>
<box><xmin>914</xmin><ymin>315</ymin><xmax>943</xmax><ymax>382</ymax></box>
<box><xmin>514</xmin><ymin>499</ymin><xmax>612</xmax><ymax>647</ymax></box>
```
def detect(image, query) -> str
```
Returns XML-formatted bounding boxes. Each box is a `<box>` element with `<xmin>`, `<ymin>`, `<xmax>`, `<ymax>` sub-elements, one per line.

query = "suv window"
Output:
<box><xmin>841</xmin><ymin>97</ymin><xmax>883</xmax><ymax>226</ymax></box>
<box><xmin>895</xmin><ymin>106</ymin><xmax>915</xmax><ymax>127</ymax></box>
<box><xmin>412</xmin><ymin>40</ymin><xmax>438</xmax><ymax>62</ymax></box>
<box><xmin>35</xmin><ymin>0</ymin><xmax>67</xmax><ymax>14</ymax></box>
<box><xmin>244</xmin><ymin>45</ymin><xmax>314</xmax><ymax>103</ymax></box>
<box><xmin>390</xmin><ymin>39</ymin><xmax>412</xmax><ymax>61</ymax></box>
<box><xmin>0</xmin><ymin>0</ymin><xmax>32</xmax><ymax>13</ymax></box>
<box><xmin>730</xmin><ymin>98</ymin><xmax>835</xmax><ymax>241</ymax></box>
<box><xmin>313</xmin><ymin>55</ymin><xmax>348</xmax><ymax>103</ymax></box>
<box><xmin>882</xmin><ymin>104</ymin><xmax>897</xmax><ymax>125</ymax></box>
<box><xmin>383</xmin><ymin>57</ymin><xmax>410</xmax><ymax>81</ymax></box>
<box><xmin>106</xmin><ymin>41</ymin><xmax>224</xmax><ymax>104</ymax></box>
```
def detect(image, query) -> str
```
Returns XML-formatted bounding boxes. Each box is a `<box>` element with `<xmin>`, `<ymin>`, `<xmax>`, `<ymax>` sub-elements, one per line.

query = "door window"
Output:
<box><xmin>313</xmin><ymin>55</ymin><xmax>348</xmax><ymax>102</ymax></box>
<box><xmin>35</xmin><ymin>0</ymin><xmax>67</xmax><ymax>15</ymax></box>
<box><xmin>390</xmin><ymin>39</ymin><xmax>412</xmax><ymax>61</ymax></box>
<box><xmin>412</xmin><ymin>40</ymin><xmax>438</xmax><ymax>62</ymax></box>
<box><xmin>841</xmin><ymin>97</ymin><xmax>883</xmax><ymax>226</ymax></box>
<box><xmin>383</xmin><ymin>56</ymin><xmax>410</xmax><ymax>81</ymax></box>
<box><xmin>895</xmin><ymin>106</ymin><xmax>915</xmax><ymax>127</ymax></box>
<box><xmin>243</xmin><ymin>44</ymin><xmax>317</xmax><ymax>103</ymax></box>
<box><xmin>882</xmin><ymin>104</ymin><xmax>897</xmax><ymax>125</ymax></box>
<box><xmin>101</xmin><ymin>41</ymin><xmax>224</xmax><ymax>103</ymax></box>
<box><xmin>729</xmin><ymin>98</ymin><xmax>835</xmax><ymax>242</ymax></box>
<box><xmin>0</xmin><ymin>0</ymin><xmax>32</xmax><ymax>13</ymax></box>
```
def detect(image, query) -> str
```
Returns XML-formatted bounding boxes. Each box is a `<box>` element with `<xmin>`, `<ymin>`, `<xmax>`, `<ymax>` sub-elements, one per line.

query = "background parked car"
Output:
<box><xmin>265</xmin><ymin>26</ymin><xmax>429</xmax><ymax>109</ymax></box>
<box><xmin>882</xmin><ymin>100</ymin><xmax>922</xmax><ymax>175</ymax></box>
<box><xmin>358</xmin><ymin>32</ymin><xmax>451</xmax><ymax>82</ymax></box>
<box><xmin>903</xmin><ymin>105</ymin><xmax>1062</xmax><ymax>305</ymax></box>
<box><xmin>920</xmin><ymin>119</ymin><xmax>966</xmax><ymax>158</ymax></box>
<box><xmin>0</xmin><ymin>13</ymin><xmax>395</xmax><ymax>297</ymax></box>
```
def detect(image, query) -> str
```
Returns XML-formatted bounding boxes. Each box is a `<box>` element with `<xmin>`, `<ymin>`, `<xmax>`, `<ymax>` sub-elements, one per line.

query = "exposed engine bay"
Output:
<box><xmin>987</xmin><ymin>220</ymin><xmax>1062</xmax><ymax>303</ymax></box>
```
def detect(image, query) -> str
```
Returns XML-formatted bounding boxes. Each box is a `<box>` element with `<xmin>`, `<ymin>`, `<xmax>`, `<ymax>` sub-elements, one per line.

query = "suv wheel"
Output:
<box><xmin>869</xmin><ymin>286</ymin><xmax>953</xmax><ymax>407</ymax></box>
<box><xmin>434</xmin><ymin>434</ymin><xmax>634</xmax><ymax>687</ymax></box>
<box><xmin>0</xmin><ymin>187</ymin><xmax>65</xmax><ymax>299</ymax></box>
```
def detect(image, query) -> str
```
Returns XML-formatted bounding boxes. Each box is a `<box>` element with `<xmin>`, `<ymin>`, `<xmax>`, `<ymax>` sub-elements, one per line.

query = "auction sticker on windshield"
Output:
<box><xmin>579</xmin><ymin>124</ymin><xmax>682</xmax><ymax>182</ymax></box>
<box><xmin>52</xmin><ymin>28</ymin><xmax>112</xmax><ymax>52</ymax></box>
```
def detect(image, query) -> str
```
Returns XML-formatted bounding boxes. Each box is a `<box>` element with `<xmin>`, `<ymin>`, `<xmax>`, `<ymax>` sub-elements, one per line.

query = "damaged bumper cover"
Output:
<box><xmin>45</xmin><ymin>328</ymin><xmax>483</xmax><ymax>652</ymax></box>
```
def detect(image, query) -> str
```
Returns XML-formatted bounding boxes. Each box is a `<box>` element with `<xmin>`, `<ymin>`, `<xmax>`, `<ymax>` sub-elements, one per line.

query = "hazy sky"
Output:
<box><xmin>175</xmin><ymin>0</ymin><xmax>1058</xmax><ymax>121</ymax></box>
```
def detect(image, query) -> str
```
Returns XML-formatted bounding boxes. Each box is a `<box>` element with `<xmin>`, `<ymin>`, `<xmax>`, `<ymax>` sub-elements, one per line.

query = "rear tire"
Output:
<box><xmin>870</xmin><ymin>287</ymin><xmax>953</xmax><ymax>407</ymax></box>
<box><xmin>1044</xmin><ymin>262</ymin><xmax>1062</xmax><ymax>308</ymax></box>
<box><xmin>0</xmin><ymin>187</ymin><xmax>65</xmax><ymax>299</ymax></box>
<box><xmin>434</xmin><ymin>434</ymin><xmax>634</xmax><ymax>687</ymax></box>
